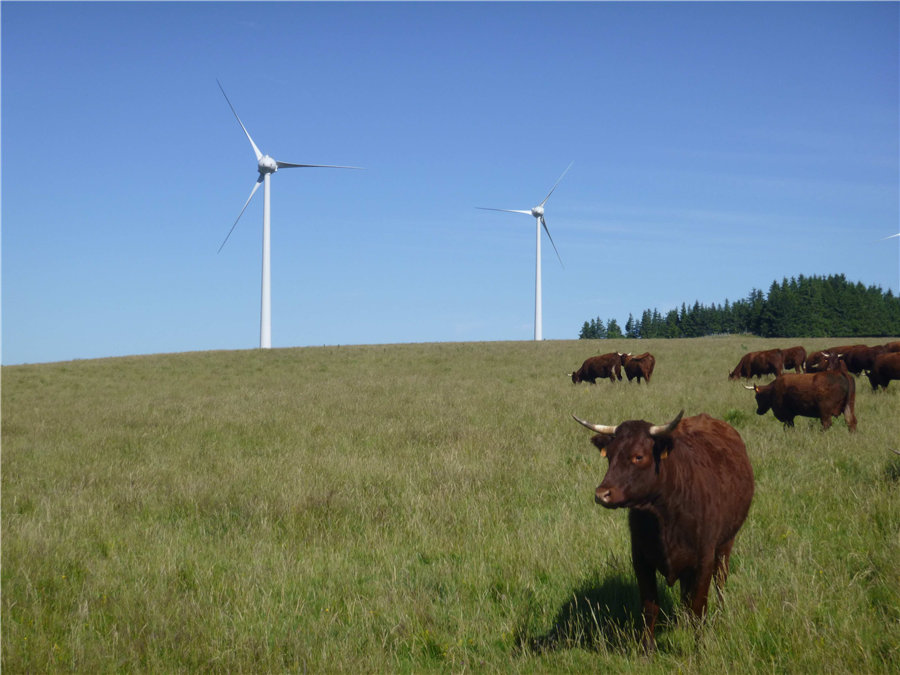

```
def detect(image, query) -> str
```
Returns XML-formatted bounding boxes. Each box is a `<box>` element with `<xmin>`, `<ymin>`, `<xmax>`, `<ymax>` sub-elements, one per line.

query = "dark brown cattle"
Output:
<box><xmin>623</xmin><ymin>352</ymin><xmax>655</xmax><ymax>384</ymax></box>
<box><xmin>572</xmin><ymin>411</ymin><xmax>754</xmax><ymax>652</ymax></box>
<box><xmin>884</xmin><ymin>341</ymin><xmax>900</xmax><ymax>353</ymax></box>
<box><xmin>805</xmin><ymin>344</ymin><xmax>865</xmax><ymax>372</ymax></box>
<box><xmin>747</xmin><ymin>370</ymin><xmax>857</xmax><ymax>431</ymax></box>
<box><xmin>866</xmin><ymin>352</ymin><xmax>900</xmax><ymax>391</ymax></box>
<box><xmin>805</xmin><ymin>350</ymin><xmax>853</xmax><ymax>373</ymax></box>
<box><xmin>728</xmin><ymin>353</ymin><xmax>753</xmax><ymax>379</ymax></box>
<box><xmin>570</xmin><ymin>352</ymin><xmax>624</xmax><ymax>384</ymax></box>
<box><xmin>841</xmin><ymin>344</ymin><xmax>888</xmax><ymax>375</ymax></box>
<box><xmin>780</xmin><ymin>346</ymin><xmax>807</xmax><ymax>373</ymax></box>
<box><xmin>728</xmin><ymin>349</ymin><xmax>783</xmax><ymax>380</ymax></box>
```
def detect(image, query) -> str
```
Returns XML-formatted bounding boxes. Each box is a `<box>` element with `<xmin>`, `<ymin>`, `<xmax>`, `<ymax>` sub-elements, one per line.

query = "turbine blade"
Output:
<box><xmin>541</xmin><ymin>216</ymin><xmax>564</xmax><ymax>267</ymax></box>
<box><xmin>218</xmin><ymin>177</ymin><xmax>263</xmax><ymax>253</ymax></box>
<box><xmin>476</xmin><ymin>207</ymin><xmax>532</xmax><ymax>215</ymax></box>
<box><xmin>275</xmin><ymin>161</ymin><xmax>364</xmax><ymax>170</ymax></box>
<box><xmin>882</xmin><ymin>233</ymin><xmax>900</xmax><ymax>240</ymax></box>
<box><xmin>217</xmin><ymin>79</ymin><xmax>263</xmax><ymax>162</ymax></box>
<box><xmin>540</xmin><ymin>161</ymin><xmax>574</xmax><ymax>207</ymax></box>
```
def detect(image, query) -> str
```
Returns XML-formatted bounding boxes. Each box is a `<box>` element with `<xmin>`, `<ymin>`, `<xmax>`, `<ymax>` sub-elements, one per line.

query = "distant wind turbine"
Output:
<box><xmin>885</xmin><ymin>233</ymin><xmax>900</xmax><ymax>290</ymax></box>
<box><xmin>216</xmin><ymin>79</ymin><xmax>361</xmax><ymax>349</ymax></box>
<box><xmin>478</xmin><ymin>162</ymin><xmax>573</xmax><ymax>341</ymax></box>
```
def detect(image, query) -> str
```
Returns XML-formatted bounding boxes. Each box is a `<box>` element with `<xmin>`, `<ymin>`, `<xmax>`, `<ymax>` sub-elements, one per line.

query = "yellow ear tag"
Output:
<box><xmin>660</xmin><ymin>450</ymin><xmax>669</xmax><ymax>460</ymax></box>
<box><xmin>600</xmin><ymin>449</ymin><xmax>607</xmax><ymax>458</ymax></box>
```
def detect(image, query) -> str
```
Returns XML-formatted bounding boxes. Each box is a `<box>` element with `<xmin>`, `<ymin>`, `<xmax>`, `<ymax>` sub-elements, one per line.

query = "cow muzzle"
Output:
<box><xmin>595</xmin><ymin>485</ymin><xmax>619</xmax><ymax>508</ymax></box>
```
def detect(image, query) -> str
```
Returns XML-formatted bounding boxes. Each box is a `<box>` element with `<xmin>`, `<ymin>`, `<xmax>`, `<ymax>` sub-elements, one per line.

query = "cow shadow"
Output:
<box><xmin>519</xmin><ymin>575</ymin><xmax>676</xmax><ymax>655</ymax></box>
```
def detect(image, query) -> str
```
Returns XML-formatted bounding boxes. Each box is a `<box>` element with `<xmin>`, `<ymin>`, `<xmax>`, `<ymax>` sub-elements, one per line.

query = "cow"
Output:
<box><xmin>780</xmin><ymin>346</ymin><xmax>807</xmax><ymax>374</ymax></box>
<box><xmin>841</xmin><ymin>344</ymin><xmax>888</xmax><ymax>376</ymax></box>
<box><xmin>806</xmin><ymin>345</ymin><xmax>865</xmax><ymax>372</ymax></box>
<box><xmin>805</xmin><ymin>350</ymin><xmax>838</xmax><ymax>373</ymax></box>
<box><xmin>884</xmin><ymin>341</ymin><xmax>900</xmax><ymax>353</ymax></box>
<box><xmin>728</xmin><ymin>349</ymin><xmax>783</xmax><ymax>380</ymax></box>
<box><xmin>746</xmin><ymin>370</ymin><xmax>857</xmax><ymax>431</ymax></box>
<box><xmin>866</xmin><ymin>352</ymin><xmax>900</xmax><ymax>391</ymax></box>
<box><xmin>623</xmin><ymin>352</ymin><xmax>655</xmax><ymax>384</ymax></box>
<box><xmin>570</xmin><ymin>352</ymin><xmax>624</xmax><ymax>384</ymax></box>
<box><xmin>572</xmin><ymin>410</ymin><xmax>754</xmax><ymax>652</ymax></box>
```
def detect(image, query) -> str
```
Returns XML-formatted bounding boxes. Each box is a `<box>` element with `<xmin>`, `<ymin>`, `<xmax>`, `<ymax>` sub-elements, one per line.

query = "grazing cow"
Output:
<box><xmin>623</xmin><ymin>352</ymin><xmax>656</xmax><ymax>384</ymax></box>
<box><xmin>746</xmin><ymin>370</ymin><xmax>857</xmax><ymax>431</ymax></box>
<box><xmin>884</xmin><ymin>341</ymin><xmax>900</xmax><ymax>353</ymax></box>
<box><xmin>841</xmin><ymin>344</ymin><xmax>888</xmax><ymax>376</ymax></box>
<box><xmin>728</xmin><ymin>349</ymin><xmax>783</xmax><ymax>380</ymax></box>
<box><xmin>866</xmin><ymin>352</ymin><xmax>900</xmax><ymax>391</ymax></box>
<box><xmin>570</xmin><ymin>353</ymin><xmax>624</xmax><ymax>384</ymax></box>
<box><xmin>572</xmin><ymin>411</ymin><xmax>754</xmax><ymax>652</ymax></box>
<box><xmin>780</xmin><ymin>346</ymin><xmax>807</xmax><ymax>374</ymax></box>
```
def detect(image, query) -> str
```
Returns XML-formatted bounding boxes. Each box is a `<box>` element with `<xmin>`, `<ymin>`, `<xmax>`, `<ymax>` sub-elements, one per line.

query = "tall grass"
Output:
<box><xmin>3</xmin><ymin>337</ymin><xmax>898</xmax><ymax>673</ymax></box>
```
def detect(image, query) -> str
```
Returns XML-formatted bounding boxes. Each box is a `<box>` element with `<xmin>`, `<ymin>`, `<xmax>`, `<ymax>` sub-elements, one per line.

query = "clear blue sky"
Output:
<box><xmin>3</xmin><ymin>1</ymin><xmax>898</xmax><ymax>365</ymax></box>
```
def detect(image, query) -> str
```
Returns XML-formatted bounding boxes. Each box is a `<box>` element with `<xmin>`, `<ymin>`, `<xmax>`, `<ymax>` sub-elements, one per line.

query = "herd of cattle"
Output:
<box><xmin>570</xmin><ymin>342</ymin><xmax>900</xmax><ymax>431</ymax></box>
<box><xmin>567</xmin><ymin>341</ymin><xmax>899</xmax><ymax>651</ymax></box>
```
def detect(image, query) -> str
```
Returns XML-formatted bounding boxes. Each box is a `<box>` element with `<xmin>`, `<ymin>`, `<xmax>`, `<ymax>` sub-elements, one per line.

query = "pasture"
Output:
<box><xmin>2</xmin><ymin>336</ymin><xmax>898</xmax><ymax>673</ymax></box>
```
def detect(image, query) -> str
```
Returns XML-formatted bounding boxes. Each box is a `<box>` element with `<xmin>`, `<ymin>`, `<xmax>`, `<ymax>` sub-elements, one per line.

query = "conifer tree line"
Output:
<box><xmin>578</xmin><ymin>274</ymin><xmax>900</xmax><ymax>340</ymax></box>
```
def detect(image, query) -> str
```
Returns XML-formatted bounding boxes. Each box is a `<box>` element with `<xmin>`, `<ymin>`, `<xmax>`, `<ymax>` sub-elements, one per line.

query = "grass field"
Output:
<box><xmin>2</xmin><ymin>336</ymin><xmax>899</xmax><ymax>673</ymax></box>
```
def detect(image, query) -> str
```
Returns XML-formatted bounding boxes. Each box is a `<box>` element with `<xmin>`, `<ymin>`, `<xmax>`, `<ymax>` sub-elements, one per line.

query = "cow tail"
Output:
<box><xmin>842</xmin><ymin>371</ymin><xmax>858</xmax><ymax>431</ymax></box>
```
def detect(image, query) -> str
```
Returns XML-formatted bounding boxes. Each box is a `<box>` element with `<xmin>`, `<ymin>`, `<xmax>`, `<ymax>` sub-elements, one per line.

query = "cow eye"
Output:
<box><xmin>632</xmin><ymin>454</ymin><xmax>644</xmax><ymax>464</ymax></box>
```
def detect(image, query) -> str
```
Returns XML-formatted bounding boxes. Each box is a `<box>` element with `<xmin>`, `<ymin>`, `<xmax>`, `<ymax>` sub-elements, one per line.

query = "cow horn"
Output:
<box><xmin>648</xmin><ymin>410</ymin><xmax>684</xmax><ymax>438</ymax></box>
<box><xmin>743</xmin><ymin>384</ymin><xmax>757</xmax><ymax>391</ymax></box>
<box><xmin>571</xmin><ymin>414</ymin><xmax>617</xmax><ymax>435</ymax></box>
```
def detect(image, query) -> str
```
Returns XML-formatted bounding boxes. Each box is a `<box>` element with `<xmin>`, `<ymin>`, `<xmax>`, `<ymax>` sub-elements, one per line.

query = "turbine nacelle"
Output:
<box><xmin>531</xmin><ymin>205</ymin><xmax>544</xmax><ymax>219</ymax></box>
<box><xmin>258</xmin><ymin>155</ymin><xmax>278</xmax><ymax>175</ymax></box>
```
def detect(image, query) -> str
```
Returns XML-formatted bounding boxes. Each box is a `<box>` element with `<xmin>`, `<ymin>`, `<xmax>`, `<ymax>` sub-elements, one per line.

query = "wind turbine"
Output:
<box><xmin>477</xmin><ymin>162</ymin><xmax>573</xmax><ymax>341</ymax></box>
<box><xmin>216</xmin><ymin>79</ymin><xmax>361</xmax><ymax>349</ymax></box>
<box><xmin>885</xmin><ymin>233</ymin><xmax>900</xmax><ymax>290</ymax></box>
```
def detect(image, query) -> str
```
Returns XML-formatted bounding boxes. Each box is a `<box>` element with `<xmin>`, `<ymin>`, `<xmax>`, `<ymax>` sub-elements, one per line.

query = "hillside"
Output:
<box><xmin>3</xmin><ymin>338</ymin><xmax>899</xmax><ymax>673</ymax></box>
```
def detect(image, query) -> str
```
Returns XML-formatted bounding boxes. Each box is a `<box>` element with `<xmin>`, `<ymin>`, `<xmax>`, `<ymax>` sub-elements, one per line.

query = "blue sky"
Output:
<box><xmin>2</xmin><ymin>1</ymin><xmax>898</xmax><ymax>365</ymax></box>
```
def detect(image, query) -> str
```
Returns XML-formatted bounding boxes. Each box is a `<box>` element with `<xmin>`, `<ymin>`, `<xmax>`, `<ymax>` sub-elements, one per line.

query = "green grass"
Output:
<box><xmin>3</xmin><ymin>337</ymin><xmax>899</xmax><ymax>673</ymax></box>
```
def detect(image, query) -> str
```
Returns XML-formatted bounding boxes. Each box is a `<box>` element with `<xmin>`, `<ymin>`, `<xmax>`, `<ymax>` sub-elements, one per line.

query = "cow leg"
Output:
<box><xmin>820</xmin><ymin>414</ymin><xmax>833</xmax><ymax>430</ymax></box>
<box><xmin>713</xmin><ymin>539</ymin><xmax>734</xmax><ymax>604</ymax></box>
<box><xmin>684</xmin><ymin>559</ymin><xmax>714</xmax><ymax>620</ymax></box>
<box><xmin>632</xmin><ymin>554</ymin><xmax>659</xmax><ymax>653</ymax></box>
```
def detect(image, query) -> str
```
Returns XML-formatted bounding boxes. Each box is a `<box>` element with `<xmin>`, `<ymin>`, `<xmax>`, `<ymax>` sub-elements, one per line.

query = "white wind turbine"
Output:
<box><xmin>885</xmin><ymin>233</ymin><xmax>900</xmax><ymax>290</ymax></box>
<box><xmin>217</xmin><ymin>79</ymin><xmax>361</xmax><ymax>349</ymax></box>
<box><xmin>478</xmin><ymin>162</ymin><xmax>573</xmax><ymax>341</ymax></box>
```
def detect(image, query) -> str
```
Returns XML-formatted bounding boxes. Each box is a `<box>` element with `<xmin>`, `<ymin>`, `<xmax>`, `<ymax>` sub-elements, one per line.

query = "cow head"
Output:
<box><xmin>569</xmin><ymin>370</ymin><xmax>581</xmax><ymax>384</ymax></box>
<box><xmin>745</xmin><ymin>383</ymin><xmax>774</xmax><ymax>415</ymax></box>
<box><xmin>572</xmin><ymin>411</ymin><xmax>684</xmax><ymax>509</ymax></box>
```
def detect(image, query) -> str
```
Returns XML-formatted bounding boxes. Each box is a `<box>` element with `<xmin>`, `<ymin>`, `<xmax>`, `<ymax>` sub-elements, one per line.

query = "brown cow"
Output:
<box><xmin>572</xmin><ymin>411</ymin><xmax>754</xmax><ymax>652</ymax></box>
<box><xmin>623</xmin><ymin>352</ymin><xmax>655</xmax><ymax>384</ymax></box>
<box><xmin>805</xmin><ymin>350</ymin><xmax>836</xmax><ymax>373</ymax></box>
<box><xmin>884</xmin><ymin>341</ymin><xmax>900</xmax><ymax>353</ymax></box>
<box><xmin>866</xmin><ymin>352</ymin><xmax>900</xmax><ymax>391</ymax></box>
<box><xmin>570</xmin><ymin>353</ymin><xmax>624</xmax><ymax>384</ymax></box>
<box><xmin>746</xmin><ymin>370</ymin><xmax>857</xmax><ymax>431</ymax></box>
<box><xmin>728</xmin><ymin>349</ymin><xmax>783</xmax><ymax>380</ymax></box>
<box><xmin>780</xmin><ymin>346</ymin><xmax>807</xmax><ymax>373</ymax></box>
<box><xmin>806</xmin><ymin>345</ymin><xmax>865</xmax><ymax>372</ymax></box>
<box><xmin>841</xmin><ymin>344</ymin><xmax>888</xmax><ymax>375</ymax></box>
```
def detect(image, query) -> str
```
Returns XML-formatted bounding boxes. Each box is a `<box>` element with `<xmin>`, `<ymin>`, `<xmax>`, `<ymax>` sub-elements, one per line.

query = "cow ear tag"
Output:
<box><xmin>600</xmin><ymin>449</ymin><xmax>607</xmax><ymax>458</ymax></box>
<box><xmin>659</xmin><ymin>450</ymin><xmax>669</xmax><ymax>460</ymax></box>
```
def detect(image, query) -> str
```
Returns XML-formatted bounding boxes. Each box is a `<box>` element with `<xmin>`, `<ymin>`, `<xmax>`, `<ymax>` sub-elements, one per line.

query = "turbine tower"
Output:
<box><xmin>885</xmin><ymin>233</ymin><xmax>900</xmax><ymax>290</ymax></box>
<box><xmin>478</xmin><ymin>162</ymin><xmax>572</xmax><ymax>341</ymax></box>
<box><xmin>217</xmin><ymin>79</ymin><xmax>360</xmax><ymax>349</ymax></box>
